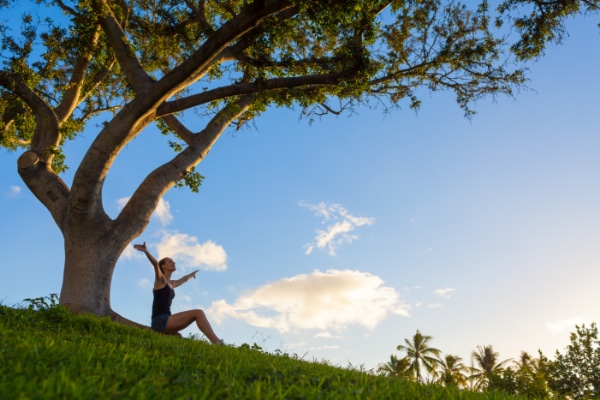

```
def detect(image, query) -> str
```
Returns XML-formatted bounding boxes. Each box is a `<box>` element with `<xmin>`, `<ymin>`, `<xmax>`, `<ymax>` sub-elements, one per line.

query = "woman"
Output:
<box><xmin>134</xmin><ymin>242</ymin><xmax>224</xmax><ymax>345</ymax></box>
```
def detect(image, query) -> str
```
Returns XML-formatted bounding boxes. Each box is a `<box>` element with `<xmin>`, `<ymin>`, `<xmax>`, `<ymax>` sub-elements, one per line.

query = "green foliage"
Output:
<box><xmin>396</xmin><ymin>330</ymin><xmax>442</xmax><ymax>383</ymax></box>
<box><xmin>23</xmin><ymin>293</ymin><xmax>60</xmax><ymax>310</ymax></box>
<box><xmin>487</xmin><ymin>366</ymin><xmax>550</xmax><ymax>399</ymax></box>
<box><xmin>0</xmin><ymin>0</ymin><xmax>527</xmax><ymax>172</ymax></box>
<box><xmin>471</xmin><ymin>345</ymin><xmax>510</xmax><ymax>390</ymax></box>
<box><xmin>437</xmin><ymin>354</ymin><xmax>471</xmax><ymax>389</ymax></box>
<box><xmin>0</xmin><ymin>304</ymin><xmax>528</xmax><ymax>399</ymax></box>
<box><xmin>175</xmin><ymin>166</ymin><xmax>205</xmax><ymax>193</ymax></box>
<box><xmin>497</xmin><ymin>0</ymin><xmax>600</xmax><ymax>60</ymax></box>
<box><xmin>542</xmin><ymin>323</ymin><xmax>600</xmax><ymax>399</ymax></box>
<box><xmin>377</xmin><ymin>354</ymin><xmax>412</xmax><ymax>378</ymax></box>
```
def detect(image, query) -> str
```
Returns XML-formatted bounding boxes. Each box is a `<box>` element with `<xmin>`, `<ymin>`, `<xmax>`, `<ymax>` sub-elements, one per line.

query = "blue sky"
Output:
<box><xmin>1</xmin><ymin>13</ymin><xmax>599</xmax><ymax>372</ymax></box>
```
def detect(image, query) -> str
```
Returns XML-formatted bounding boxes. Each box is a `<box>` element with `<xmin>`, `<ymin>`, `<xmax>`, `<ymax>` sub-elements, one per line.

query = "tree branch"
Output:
<box><xmin>173</xmin><ymin>5</ymin><xmax>300</xmax><ymax>97</ymax></box>
<box><xmin>82</xmin><ymin>58</ymin><xmax>117</xmax><ymax>100</ymax></box>
<box><xmin>55</xmin><ymin>0</ymin><xmax>79</xmax><ymax>16</ymax></box>
<box><xmin>71</xmin><ymin>0</ymin><xmax>296</xmax><ymax>203</ymax></box>
<box><xmin>157</xmin><ymin>72</ymin><xmax>344</xmax><ymax>116</ymax></box>
<box><xmin>160</xmin><ymin>115</ymin><xmax>195</xmax><ymax>144</ymax></box>
<box><xmin>17</xmin><ymin>150</ymin><xmax>70</xmax><ymax>232</ymax></box>
<box><xmin>0</xmin><ymin>71</ymin><xmax>60</xmax><ymax>156</ymax></box>
<box><xmin>149</xmin><ymin>0</ymin><xmax>295</xmax><ymax>105</ymax></box>
<box><xmin>92</xmin><ymin>0</ymin><xmax>155</xmax><ymax>92</ymax></box>
<box><xmin>54</xmin><ymin>26</ymin><xmax>102</xmax><ymax>123</ymax></box>
<box><xmin>184</xmin><ymin>0</ymin><xmax>214</xmax><ymax>34</ymax></box>
<box><xmin>115</xmin><ymin>96</ymin><xmax>253</xmax><ymax>237</ymax></box>
<box><xmin>0</xmin><ymin>74</ymin><xmax>70</xmax><ymax>230</ymax></box>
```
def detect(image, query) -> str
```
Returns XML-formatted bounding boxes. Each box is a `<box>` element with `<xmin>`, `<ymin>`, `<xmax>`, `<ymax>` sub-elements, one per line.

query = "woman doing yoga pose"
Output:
<box><xmin>134</xmin><ymin>242</ymin><xmax>224</xmax><ymax>345</ymax></box>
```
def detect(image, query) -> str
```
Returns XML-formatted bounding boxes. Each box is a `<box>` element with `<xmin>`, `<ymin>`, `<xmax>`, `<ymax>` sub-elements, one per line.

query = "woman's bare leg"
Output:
<box><xmin>165</xmin><ymin>309</ymin><xmax>221</xmax><ymax>344</ymax></box>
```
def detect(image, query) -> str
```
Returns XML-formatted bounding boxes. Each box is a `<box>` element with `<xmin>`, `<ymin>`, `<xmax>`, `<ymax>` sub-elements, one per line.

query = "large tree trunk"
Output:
<box><xmin>59</xmin><ymin>213</ymin><xmax>130</xmax><ymax>318</ymax></box>
<box><xmin>60</xmin><ymin>248</ymin><xmax>115</xmax><ymax>316</ymax></box>
<box><xmin>56</xmin><ymin>195</ymin><xmax>151</xmax><ymax>330</ymax></box>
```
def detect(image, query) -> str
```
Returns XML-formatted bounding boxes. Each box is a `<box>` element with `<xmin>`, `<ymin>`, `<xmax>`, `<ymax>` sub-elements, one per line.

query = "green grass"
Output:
<box><xmin>0</xmin><ymin>303</ymin><xmax>527</xmax><ymax>399</ymax></box>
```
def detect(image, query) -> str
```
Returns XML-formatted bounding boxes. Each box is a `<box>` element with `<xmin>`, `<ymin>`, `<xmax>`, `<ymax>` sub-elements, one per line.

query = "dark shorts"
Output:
<box><xmin>151</xmin><ymin>313</ymin><xmax>171</xmax><ymax>333</ymax></box>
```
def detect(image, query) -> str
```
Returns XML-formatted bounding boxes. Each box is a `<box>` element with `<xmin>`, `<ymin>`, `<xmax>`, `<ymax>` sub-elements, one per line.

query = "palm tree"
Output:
<box><xmin>513</xmin><ymin>351</ymin><xmax>539</xmax><ymax>373</ymax></box>
<box><xmin>437</xmin><ymin>354</ymin><xmax>471</xmax><ymax>388</ymax></box>
<box><xmin>512</xmin><ymin>351</ymin><xmax>551</xmax><ymax>398</ymax></box>
<box><xmin>377</xmin><ymin>354</ymin><xmax>410</xmax><ymax>378</ymax></box>
<box><xmin>396</xmin><ymin>330</ymin><xmax>441</xmax><ymax>383</ymax></box>
<box><xmin>471</xmin><ymin>345</ymin><xmax>510</xmax><ymax>389</ymax></box>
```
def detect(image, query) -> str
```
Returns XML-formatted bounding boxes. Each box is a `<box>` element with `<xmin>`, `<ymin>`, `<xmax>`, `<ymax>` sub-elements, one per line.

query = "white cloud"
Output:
<box><xmin>121</xmin><ymin>245</ymin><xmax>138</xmax><ymax>259</ymax></box>
<box><xmin>546</xmin><ymin>317</ymin><xmax>592</xmax><ymax>333</ymax></box>
<box><xmin>138</xmin><ymin>278</ymin><xmax>152</xmax><ymax>289</ymax></box>
<box><xmin>208</xmin><ymin>269</ymin><xmax>409</xmax><ymax>333</ymax></box>
<box><xmin>156</xmin><ymin>232</ymin><xmax>227</xmax><ymax>271</ymax></box>
<box><xmin>154</xmin><ymin>198</ymin><xmax>173</xmax><ymax>225</ymax></box>
<box><xmin>314</xmin><ymin>331</ymin><xmax>343</xmax><ymax>339</ymax></box>
<box><xmin>434</xmin><ymin>288</ymin><xmax>455</xmax><ymax>299</ymax></box>
<box><xmin>117</xmin><ymin>197</ymin><xmax>128</xmax><ymax>209</ymax></box>
<box><xmin>117</xmin><ymin>197</ymin><xmax>173</xmax><ymax>225</ymax></box>
<box><xmin>7</xmin><ymin>186</ymin><xmax>21</xmax><ymax>197</ymax></box>
<box><xmin>300</xmin><ymin>202</ymin><xmax>374</xmax><ymax>256</ymax></box>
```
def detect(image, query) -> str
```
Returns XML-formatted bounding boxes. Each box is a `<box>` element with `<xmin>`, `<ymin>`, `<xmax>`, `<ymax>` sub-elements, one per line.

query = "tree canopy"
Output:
<box><xmin>396</xmin><ymin>329</ymin><xmax>441</xmax><ymax>382</ymax></box>
<box><xmin>497</xmin><ymin>0</ymin><xmax>600</xmax><ymax>60</ymax></box>
<box><xmin>4</xmin><ymin>0</ymin><xmax>597</xmax><ymax>317</ymax></box>
<box><xmin>543</xmin><ymin>323</ymin><xmax>600</xmax><ymax>399</ymax></box>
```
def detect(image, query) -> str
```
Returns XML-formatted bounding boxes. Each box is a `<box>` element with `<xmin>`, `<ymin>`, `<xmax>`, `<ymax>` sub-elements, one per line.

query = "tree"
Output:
<box><xmin>0</xmin><ymin>0</ymin><xmax>525</xmax><ymax>320</ymax></box>
<box><xmin>497</xmin><ymin>0</ymin><xmax>600</xmax><ymax>60</ymax></box>
<box><xmin>513</xmin><ymin>351</ymin><xmax>538</xmax><ymax>372</ymax></box>
<box><xmin>436</xmin><ymin>354</ymin><xmax>471</xmax><ymax>388</ymax></box>
<box><xmin>543</xmin><ymin>323</ymin><xmax>600</xmax><ymax>399</ymax></box>
<box><xmin>396</xmin><ymin>329</ymin><xmax>441</xmax><ymax>383</ymax></box>
<box><xmin>487</xmin><ymin>352</ymin><xmax>550</xmax><ymax>398</ymax></box>
<box><xmin>377</xmin><ymin>354</ymin><xmax>410</xmax><ymax>379</ymax></box>
<box><xmin>471</xmin><ymin>345</ymin><xmax>510</xmax><ymax>390</ymax></box>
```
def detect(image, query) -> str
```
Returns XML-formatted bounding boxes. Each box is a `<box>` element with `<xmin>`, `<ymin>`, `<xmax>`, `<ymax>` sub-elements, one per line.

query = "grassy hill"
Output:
<box><xmin>0</xmin><ymin>299</ymin><xmax>526</xmax><ymax>399</ymax></box>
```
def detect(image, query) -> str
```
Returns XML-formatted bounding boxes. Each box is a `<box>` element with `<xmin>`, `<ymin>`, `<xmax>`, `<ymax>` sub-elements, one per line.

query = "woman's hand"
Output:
<box><xmin>134</xmin><ymin>242</ymin><xmax>148</xmax><ymax>252</ymax></box>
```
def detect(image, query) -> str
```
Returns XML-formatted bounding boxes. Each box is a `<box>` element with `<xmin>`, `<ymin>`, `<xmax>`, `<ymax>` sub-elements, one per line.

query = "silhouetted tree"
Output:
<box><xmin>377</xmin><ymin>354</ymin><xmax>410</xmax><ymax>379</ymax></box>
<box><xmin>437</xmin><ymin>354</ymin><xmax>471</xmax><ymax>388</ymax></box>
<box><xmin>543</xmin><ymin>323</ymin><xmax>600</xmax><ymax>399</ymax></box>
<box><xmin>397</xmin><ymin>330</ymin><xmax>441</xmax><ymax>383</ymax></box>
<box><xmin>471</xmin><ymin>345</ymin><xmax>510</xmax><ymax>390</ymax></box>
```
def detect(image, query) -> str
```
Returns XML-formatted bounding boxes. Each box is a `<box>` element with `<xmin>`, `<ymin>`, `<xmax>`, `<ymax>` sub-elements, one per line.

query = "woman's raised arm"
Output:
<box><xmin>134</xmin><ymin>242</ymin><xmax>163</xmax><ymax>284</ymax></box>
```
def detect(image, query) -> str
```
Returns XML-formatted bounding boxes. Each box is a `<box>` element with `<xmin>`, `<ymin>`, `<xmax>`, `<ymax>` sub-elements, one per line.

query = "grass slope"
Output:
<box><xmin>0</xmin><ymin>303</ymin><xmax>526</xmax><ymax>399</ymax></box>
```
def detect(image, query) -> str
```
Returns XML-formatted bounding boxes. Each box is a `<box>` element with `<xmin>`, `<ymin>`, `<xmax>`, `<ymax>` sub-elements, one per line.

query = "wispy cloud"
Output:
<box><xmin>154</xmin><ymin>198</ymin><xmax>173</xmax><ymax>225</ymax></box>
<box><xmin>117</xmin><ymin>197</ymin><xmax>173</xmax><ymax>225</ymax></box>
<box><xmin>156</xmin><ymin>232</ymin><xmax>227</xmax><ymax>272</ymax></box>
<box><xmin>6</xmin><ymin>186</ymin><xmax>21</xmax><ymax>198</ymax></box>
<box><xmin>300</xmin><ymin>202</ymin><xmax>374</xmax><ymax>256</ymax></box>
<box><xmin>208</xmin><ymin>269</ymin><xmax>409</xmax><ymax>332</ymax></box>
<box><xmin>138</xmin><ymin>278</ymin><xmax>152</xmax><ymax>289</ymax></box>
<box><xmin>121</xmin><ymin>245</ymin><xmax>138</xmax><ymax>259</ymax></box>
<box><xmin>314</xmin><ymin>331</ymin><xmax>343</xmax><ymax>339</ymax></box>
<box><xmin>546</xmin><ymin>317</ymin><xmax>592</xmax><ymax>333</ymax></box>
<box><xmin>434</xmin><ymin>288</ymin><xmax>455</xmax><ymax>299</ymax></box>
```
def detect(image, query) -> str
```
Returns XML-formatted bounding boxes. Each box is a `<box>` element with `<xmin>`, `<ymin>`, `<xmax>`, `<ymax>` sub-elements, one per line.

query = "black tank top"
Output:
<box><xmin>152</xmin><ymin>284</ymin><xmax>175</xmax><ymax>318</ymax></box>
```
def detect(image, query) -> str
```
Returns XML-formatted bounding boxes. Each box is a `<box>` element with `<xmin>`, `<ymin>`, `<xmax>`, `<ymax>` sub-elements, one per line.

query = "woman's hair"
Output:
<box><xmin>158</xmin><ymin>258</ymin><xmax>168</xmax><ymax>273</ymax></box>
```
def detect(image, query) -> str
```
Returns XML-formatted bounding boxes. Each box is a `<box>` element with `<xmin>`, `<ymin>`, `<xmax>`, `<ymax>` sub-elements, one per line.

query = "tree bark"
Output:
<box><xmin>59</xmin><ymin>222</ymin><xmax>119</xmax><ymax>316</ymax></box>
